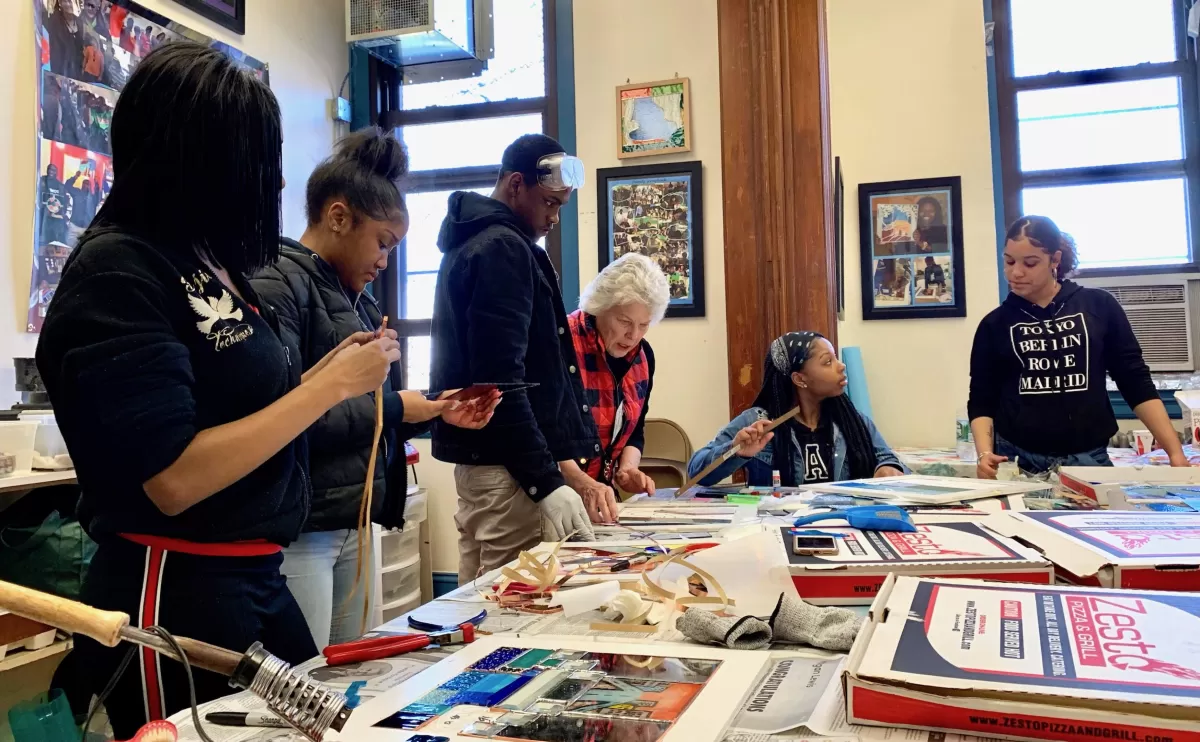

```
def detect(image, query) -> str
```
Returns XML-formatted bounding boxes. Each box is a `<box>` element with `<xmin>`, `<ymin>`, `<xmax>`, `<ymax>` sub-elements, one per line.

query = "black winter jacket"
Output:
<box><xmin>430</xmin><ymin>192</ymin><xmax>599</xmax><ymax>501</ymax></box>
<box><xmin>252</xmin><ymin>239</ymin><xmax>423</xmax><ymax>532</ymax></box>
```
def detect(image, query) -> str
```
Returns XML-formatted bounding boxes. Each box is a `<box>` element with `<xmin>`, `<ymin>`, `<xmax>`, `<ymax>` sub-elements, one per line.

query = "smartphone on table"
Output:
<box><xmin>792</xmin><ymin>534</ymin><xmax>840</xmax><ymax>556</ymax></box>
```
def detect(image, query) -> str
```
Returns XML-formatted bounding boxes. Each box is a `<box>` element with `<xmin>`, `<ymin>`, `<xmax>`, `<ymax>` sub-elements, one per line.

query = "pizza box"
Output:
<box><xmin>1059</xmin><ymin>465</ymin><xmax>1200</xmax><ymax>506</ymax></box>
<box><xmin>801</xmin><ymin>475</ymin><xmax>1052</xmax><ymax>506</ymax></box>
<box><xmin>843</xmin><ymin>575</ymin><xmax>1200</xmax><ymax>742</ymax></box>
<box><xmin>988</xmin><ymin>511</ymin><xmax>1200</xmax><ymax>590</ymax></box>
<box><xmin>781</xmin><ymin>521</ymin><xmax>1053</xmax><ymax>605</ymax></box>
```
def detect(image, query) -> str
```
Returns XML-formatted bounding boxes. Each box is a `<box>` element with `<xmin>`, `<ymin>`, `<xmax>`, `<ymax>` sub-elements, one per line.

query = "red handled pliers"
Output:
<box><xmin>322</xmin><ymin>623</ymin><xmax>476</xmax><ymax>666</ymax></box>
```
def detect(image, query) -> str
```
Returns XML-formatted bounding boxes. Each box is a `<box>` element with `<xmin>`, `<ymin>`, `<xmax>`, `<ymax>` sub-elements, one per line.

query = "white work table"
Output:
<box><xmin>0</xmin><ymin>470</ymin><xmax>76</xmax><ymax>495</ymax></box>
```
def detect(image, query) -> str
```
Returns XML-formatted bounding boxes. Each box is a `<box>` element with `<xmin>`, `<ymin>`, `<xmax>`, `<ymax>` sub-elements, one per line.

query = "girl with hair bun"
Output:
<box><xmin>968</xmin><ymin>215</ymin><xmax>1187</xmax><ymax>477</ymax></box>
<box><xmin>252</xmin><ymin>127</ymin><xmax>499</xmax><ymax>649</ymax></box>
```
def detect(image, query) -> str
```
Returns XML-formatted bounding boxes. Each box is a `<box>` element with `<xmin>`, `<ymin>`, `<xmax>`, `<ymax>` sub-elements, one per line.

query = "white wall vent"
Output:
<box><xmin>1093</xmin><ymin>280</ymin><xmax>1194</xmax><ymax>372</ymax></box>
<box><xmin>346</xmin><ymin>0</ymin><xmax>494</xmax><ymax>71</ymax></box>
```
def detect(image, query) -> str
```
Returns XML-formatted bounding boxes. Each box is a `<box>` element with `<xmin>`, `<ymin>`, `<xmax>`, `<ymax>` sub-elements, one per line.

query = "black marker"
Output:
<box><xmin>205</xmin><ymin>712</ymin><xmax>289</xmax><ymax>728</ymax></box>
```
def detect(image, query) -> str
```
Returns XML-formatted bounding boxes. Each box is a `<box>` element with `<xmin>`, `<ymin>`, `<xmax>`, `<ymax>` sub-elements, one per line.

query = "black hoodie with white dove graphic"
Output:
<box><xmin>968</xmin><ymin>280</ymin><xmax>1158</xmax><ymax>455</ymax></box>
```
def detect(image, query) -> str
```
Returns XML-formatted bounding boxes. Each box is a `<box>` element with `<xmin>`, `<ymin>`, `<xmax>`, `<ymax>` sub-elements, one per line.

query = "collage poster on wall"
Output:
<box><xmin>28</xmin><ymin>0</ymin><xmax>267</xmax><ymax>332</ymax></box>
<box><xmin>596</xmin><ymin>161</ymin><xmax>706</xmax><ymax>319</ymax></box>
<box><xmin>857</xmin><ymin>176</ymin><xmax>966</xmax><ymax>321</ymax></box>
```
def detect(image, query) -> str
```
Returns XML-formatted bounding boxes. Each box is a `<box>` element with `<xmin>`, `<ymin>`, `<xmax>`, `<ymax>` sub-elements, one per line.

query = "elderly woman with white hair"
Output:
<box><xmin>561</xmin><ymin>253</ymin><xmax>669</xmax><ymax>521</ymax></box>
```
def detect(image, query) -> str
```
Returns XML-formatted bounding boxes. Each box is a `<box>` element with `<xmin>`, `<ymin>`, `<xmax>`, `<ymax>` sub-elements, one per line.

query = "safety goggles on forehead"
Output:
<box><xmin>536</xmin><ymin>153</ymin><xmax>585</xmax><ymax>191</ymax></box>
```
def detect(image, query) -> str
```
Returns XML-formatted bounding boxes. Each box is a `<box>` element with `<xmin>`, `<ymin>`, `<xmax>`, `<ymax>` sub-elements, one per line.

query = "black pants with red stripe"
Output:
<box><xmin>72</xmin><ymin>539</ymin><xmax>318</xmax><ymax>739</ymax></box>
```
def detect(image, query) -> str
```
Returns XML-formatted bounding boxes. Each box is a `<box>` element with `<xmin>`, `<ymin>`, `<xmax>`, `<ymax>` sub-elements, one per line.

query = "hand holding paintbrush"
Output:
<box><xmin>674</xmin><ymin>406</ymin><xmax>801</xmax><ymax>497</ymax></box>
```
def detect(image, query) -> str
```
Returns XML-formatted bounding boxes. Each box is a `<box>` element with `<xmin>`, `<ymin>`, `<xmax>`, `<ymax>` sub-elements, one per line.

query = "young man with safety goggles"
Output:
<box><xmin>430</xmin><ymin>134</ymin><xmax>601</xmax><ymax>583</ymax></box>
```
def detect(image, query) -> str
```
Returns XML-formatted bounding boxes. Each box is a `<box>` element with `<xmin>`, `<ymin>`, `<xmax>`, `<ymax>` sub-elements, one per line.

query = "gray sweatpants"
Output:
<box><xmin>454</xmin><ymin>465</ymin><xmax>544</xmax><ymax>585</ymax></box>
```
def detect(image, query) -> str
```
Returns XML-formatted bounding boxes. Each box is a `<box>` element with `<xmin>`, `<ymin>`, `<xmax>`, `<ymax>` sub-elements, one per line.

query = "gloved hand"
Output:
<box><xmin>539</xmin><ymin>485</ymin><xmax>596</xmax><ymax>542</ymax></box>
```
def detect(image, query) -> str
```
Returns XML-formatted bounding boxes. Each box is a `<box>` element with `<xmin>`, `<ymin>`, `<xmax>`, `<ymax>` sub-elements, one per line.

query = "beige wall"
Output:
<box><xmin>0</xmin><ymin>0</ymin><xmax>347</xmax><ymax>406</ymax></box>
<box><xmin>423</xmin><ymin>0</ymin><xmax>730</xmax><ymax>574</ymax></box>
<box><xmin>829</xmin><ymin>0</ymin><xmax>999</xmax><ymax>448</ymax></box>
<box><xmin>573</xmin><ymin>0</ymin><xmax>729</xmax><ymax>455</ymax></box>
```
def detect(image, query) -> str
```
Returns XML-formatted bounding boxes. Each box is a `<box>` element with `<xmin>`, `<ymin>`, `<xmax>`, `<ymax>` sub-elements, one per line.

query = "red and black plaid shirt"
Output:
<box><xmin>568</xmin><ymin>310</ymin><xmax>650</xmax><ymax>482</ymax></box>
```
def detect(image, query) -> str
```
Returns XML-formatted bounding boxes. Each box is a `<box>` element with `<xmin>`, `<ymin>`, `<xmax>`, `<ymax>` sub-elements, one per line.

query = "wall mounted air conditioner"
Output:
<box><xmin>1076</xmin><ymin>275</ymin><xmax>1195</xmax><ymax>372</ymax></box>
<box><xmin>346</xmin><ymin>0</ymin><xmax>494</xmax><ymax>75</ymax></box>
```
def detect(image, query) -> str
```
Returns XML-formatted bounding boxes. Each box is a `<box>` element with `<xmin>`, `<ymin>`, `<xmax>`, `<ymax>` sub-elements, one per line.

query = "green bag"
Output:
<box><xmin>0</xmin><ymin>509</ymin><xmax>97</xmax><ymax>600</ymax></box>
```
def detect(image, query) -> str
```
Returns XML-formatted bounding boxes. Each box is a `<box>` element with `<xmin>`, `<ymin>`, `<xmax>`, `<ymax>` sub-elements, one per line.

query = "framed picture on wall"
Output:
<box><xmin>858</xmin><ymin>176</ymin><xmax>966</xmax><ymax>321</ymax></box>
<box><xmin>168</xmin><ymin>0</ymin><xmax>246</xmax><ymax>35</ymax></box>
<box><xmin>27</xmin><ymin>0</ymin><xmax>265</xmax><ymax>332</ymax></box>
<box><xmin>596</xmin><ymin>161</ymin><xmax>705</xmax><ymax>318</ymax></box>
<box><xmin>616</xmin><ymin>78</ymin><xmax>691</xmax><ymax>159</ymax></box>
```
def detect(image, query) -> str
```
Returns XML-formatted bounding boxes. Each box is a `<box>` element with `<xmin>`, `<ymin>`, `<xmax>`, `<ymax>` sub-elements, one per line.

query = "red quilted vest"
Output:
<box><xmin>567</xmin><ymin>310</ymin><xmax>651</xmax><ymax>482</ymax></box>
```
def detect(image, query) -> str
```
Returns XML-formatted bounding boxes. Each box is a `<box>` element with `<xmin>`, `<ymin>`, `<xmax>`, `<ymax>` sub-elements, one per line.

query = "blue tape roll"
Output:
<box><xmin>841</xmin><ymin>346</ymin><xmax>872</xmax><ymax>417</ymax></box>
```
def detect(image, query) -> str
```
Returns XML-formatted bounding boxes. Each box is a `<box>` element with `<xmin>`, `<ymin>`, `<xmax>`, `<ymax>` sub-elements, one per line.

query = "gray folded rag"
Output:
<box><xmin>675</xmin><ymin>609</ymin><xmax>773</xmax><ymax>650</ymax></box>
<box><xmin>769</xmin><ymin>593</ymin><xmax>862</xmax><ymax>651</ymax></box>
<box><xmin>675</xmin><ymin>594</ymin><xmax>864</xmax><ymax>651</ymax></box>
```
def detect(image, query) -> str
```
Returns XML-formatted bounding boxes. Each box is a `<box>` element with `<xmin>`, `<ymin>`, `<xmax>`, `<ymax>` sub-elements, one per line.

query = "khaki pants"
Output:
<box><xmin>454</xmin><ymin>465</ymin><xmax>544</xmax><ymax>585</ymax></box>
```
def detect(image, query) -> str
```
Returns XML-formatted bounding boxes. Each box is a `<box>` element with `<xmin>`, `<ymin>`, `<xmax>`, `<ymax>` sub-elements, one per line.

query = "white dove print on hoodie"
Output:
<box><xmin>189</xmin><ymin>289</ymin><xmax>244</xmax><ymax>334</ymax></box>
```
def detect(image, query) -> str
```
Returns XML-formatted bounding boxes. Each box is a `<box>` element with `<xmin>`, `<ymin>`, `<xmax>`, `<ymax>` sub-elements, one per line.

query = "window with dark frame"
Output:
<box><xmin>992</xmin><ymin>0</ymin><xmax>1200</xmax><ymax>275</ymax></box>
<box><xmin>362</xmin><ymin>0</ymin><xmax>560</xmax><ymax>391</ymax></box>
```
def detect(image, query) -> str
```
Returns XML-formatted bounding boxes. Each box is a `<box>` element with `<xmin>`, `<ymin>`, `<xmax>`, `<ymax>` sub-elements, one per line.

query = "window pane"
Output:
<box><xmin>401</xmin><ymin>0</ymin><xmax>545</xmax><ymax>110</ymax></box>
<box><xmin>1018</xmin><ymin>78</ymin><xmax>1183</xmax><ymax>171</ymax></box>
<box><xmin>405</xmin><ymin>335</ymin><xmax>432</xmax><ymax>392</ymax></box>
<box><xmin>404</xmin><ymin>188</ymin><xmax>492</xmax><ymax>275</ymax></box>
<box><xmin>404</xmin><ymin>272</ymin><xmax>438</xmax><ymax>320</ymax></box>
<box><xmin>1021</xmin><ymin>179</ymin><xmax>1189</xmax><ymax>269</ymax></box>
<box><xmin>1010</xmin><ymin>0</ymin><xmax>1176</xmax><ymax>78</ymax></box>
<box><xmin>401</xmin><ymin>113</ymin><xmax>543</xmax><ymax>172</ymax></box>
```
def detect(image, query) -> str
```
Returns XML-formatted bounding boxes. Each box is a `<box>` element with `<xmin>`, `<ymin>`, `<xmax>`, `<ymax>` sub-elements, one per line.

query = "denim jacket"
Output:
<box><xmin>687</xmin><ymin>407</ymin><xmax>906</xmax><ymax>486</ymax></box>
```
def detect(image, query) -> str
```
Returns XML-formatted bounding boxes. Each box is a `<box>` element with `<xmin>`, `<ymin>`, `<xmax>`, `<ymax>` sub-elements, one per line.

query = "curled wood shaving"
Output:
<box><xmin>639</xmin><ymin>547</ymin><xmax>731</xmax><ymax>613</ymax></box>
<box><xmin>492</xmin><ymin>532</ymin><xmax>576</xmax><ymax>598</ymax></box>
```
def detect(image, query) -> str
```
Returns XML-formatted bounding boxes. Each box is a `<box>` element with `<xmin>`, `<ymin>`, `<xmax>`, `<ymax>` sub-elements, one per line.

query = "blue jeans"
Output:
<box><xmin>994</xmin><ymin>435</ymin><xmax>1113</xmax><ymax>475</ymax></box>
<box><xmin>281</xmin><ymin>528</ymin><xmax>375</xmax><ymax>650</ymax></box>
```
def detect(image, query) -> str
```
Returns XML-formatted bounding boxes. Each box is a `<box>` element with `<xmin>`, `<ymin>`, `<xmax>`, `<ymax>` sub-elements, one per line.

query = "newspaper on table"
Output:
<box><xmin>727</xmin><ymin>655</ymin><xmax>844</xmax><ymax>735</ymax></box>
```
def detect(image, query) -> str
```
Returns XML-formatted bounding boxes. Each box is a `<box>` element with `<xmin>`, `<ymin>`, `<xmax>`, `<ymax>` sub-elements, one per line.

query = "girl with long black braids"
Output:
<box><xmin>688</xmin><ymin>332</ymin><xmax>904</xmax><ymax>486</ymax></box>
<box><xmin>36</xmin><ymin>43</ymin><xmax>398</xmax><ymax>736</ymax></box>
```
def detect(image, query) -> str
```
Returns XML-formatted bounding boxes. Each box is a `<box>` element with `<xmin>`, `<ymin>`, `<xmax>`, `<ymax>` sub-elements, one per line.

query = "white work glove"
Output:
<box><xmin>538</xmin><ymin>485</ymin><xmax>596</xmax><ymax>542</ymax></box>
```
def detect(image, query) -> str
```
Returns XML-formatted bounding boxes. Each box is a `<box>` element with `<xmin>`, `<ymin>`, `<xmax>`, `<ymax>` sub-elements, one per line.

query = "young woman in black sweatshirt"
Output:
<box><xmin>35</xmin><ymin>43</ymin><xmax>399</xmax><ymax>737</ymax></box>
<box><xmin>968</xmin><ymin>215</ymin><xmax>1186</xmax><ymax>478</ymax></box>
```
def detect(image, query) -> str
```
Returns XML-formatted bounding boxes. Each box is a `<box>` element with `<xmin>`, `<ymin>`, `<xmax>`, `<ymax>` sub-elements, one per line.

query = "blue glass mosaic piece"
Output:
<box><xmin>1146</xmin><ymin>502</ymin><xmax>1192</xmax><ymax>512</ymax></box>
<box><xmin>502</xmin><ymin>648</ymin><xmax>555</xmax><ymax>670</ymax></box>
<box><xmin>470</xmin><ymin>647</ymin><xmax>526</xmax><ymax>671</ymax></box>
<box><xmin>414</xmin><ymin>688</ymin><xmax>457</xmax><ymax>704</ymax></box>
<box><xmin>396</xmin><ymin>712</ymin><xmax>435</xmax><ymax>730</ymax></box>
<box><xmin>401</xmin><ymin>703</ymin><xmax>452</xmax><ymax>716</ymax></box>
<box><xmin>400</xmin><ymin>686</ymin><xmax>459</xmax><ymax>715</ymax></box>
<box><xmin>438</xmin><ymin>671</ymin><xmax>490</xmax><ymax>691</ymax></box>
<box><xmin>444</xmin><ymin>672</ymin><xmax>533</xmax><ymax>707</ymax></box>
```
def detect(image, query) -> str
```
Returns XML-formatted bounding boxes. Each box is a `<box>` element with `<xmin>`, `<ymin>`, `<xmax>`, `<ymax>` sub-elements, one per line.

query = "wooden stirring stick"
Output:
<box><xmin>347</xmin><ymin>316</ymin><xmax>389</xmax><ymax>634</ymax></box>
<box><xmin>673</xmin><ymin>406</ymin><xmax>801</xmax><ymax>497</ymax></box>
